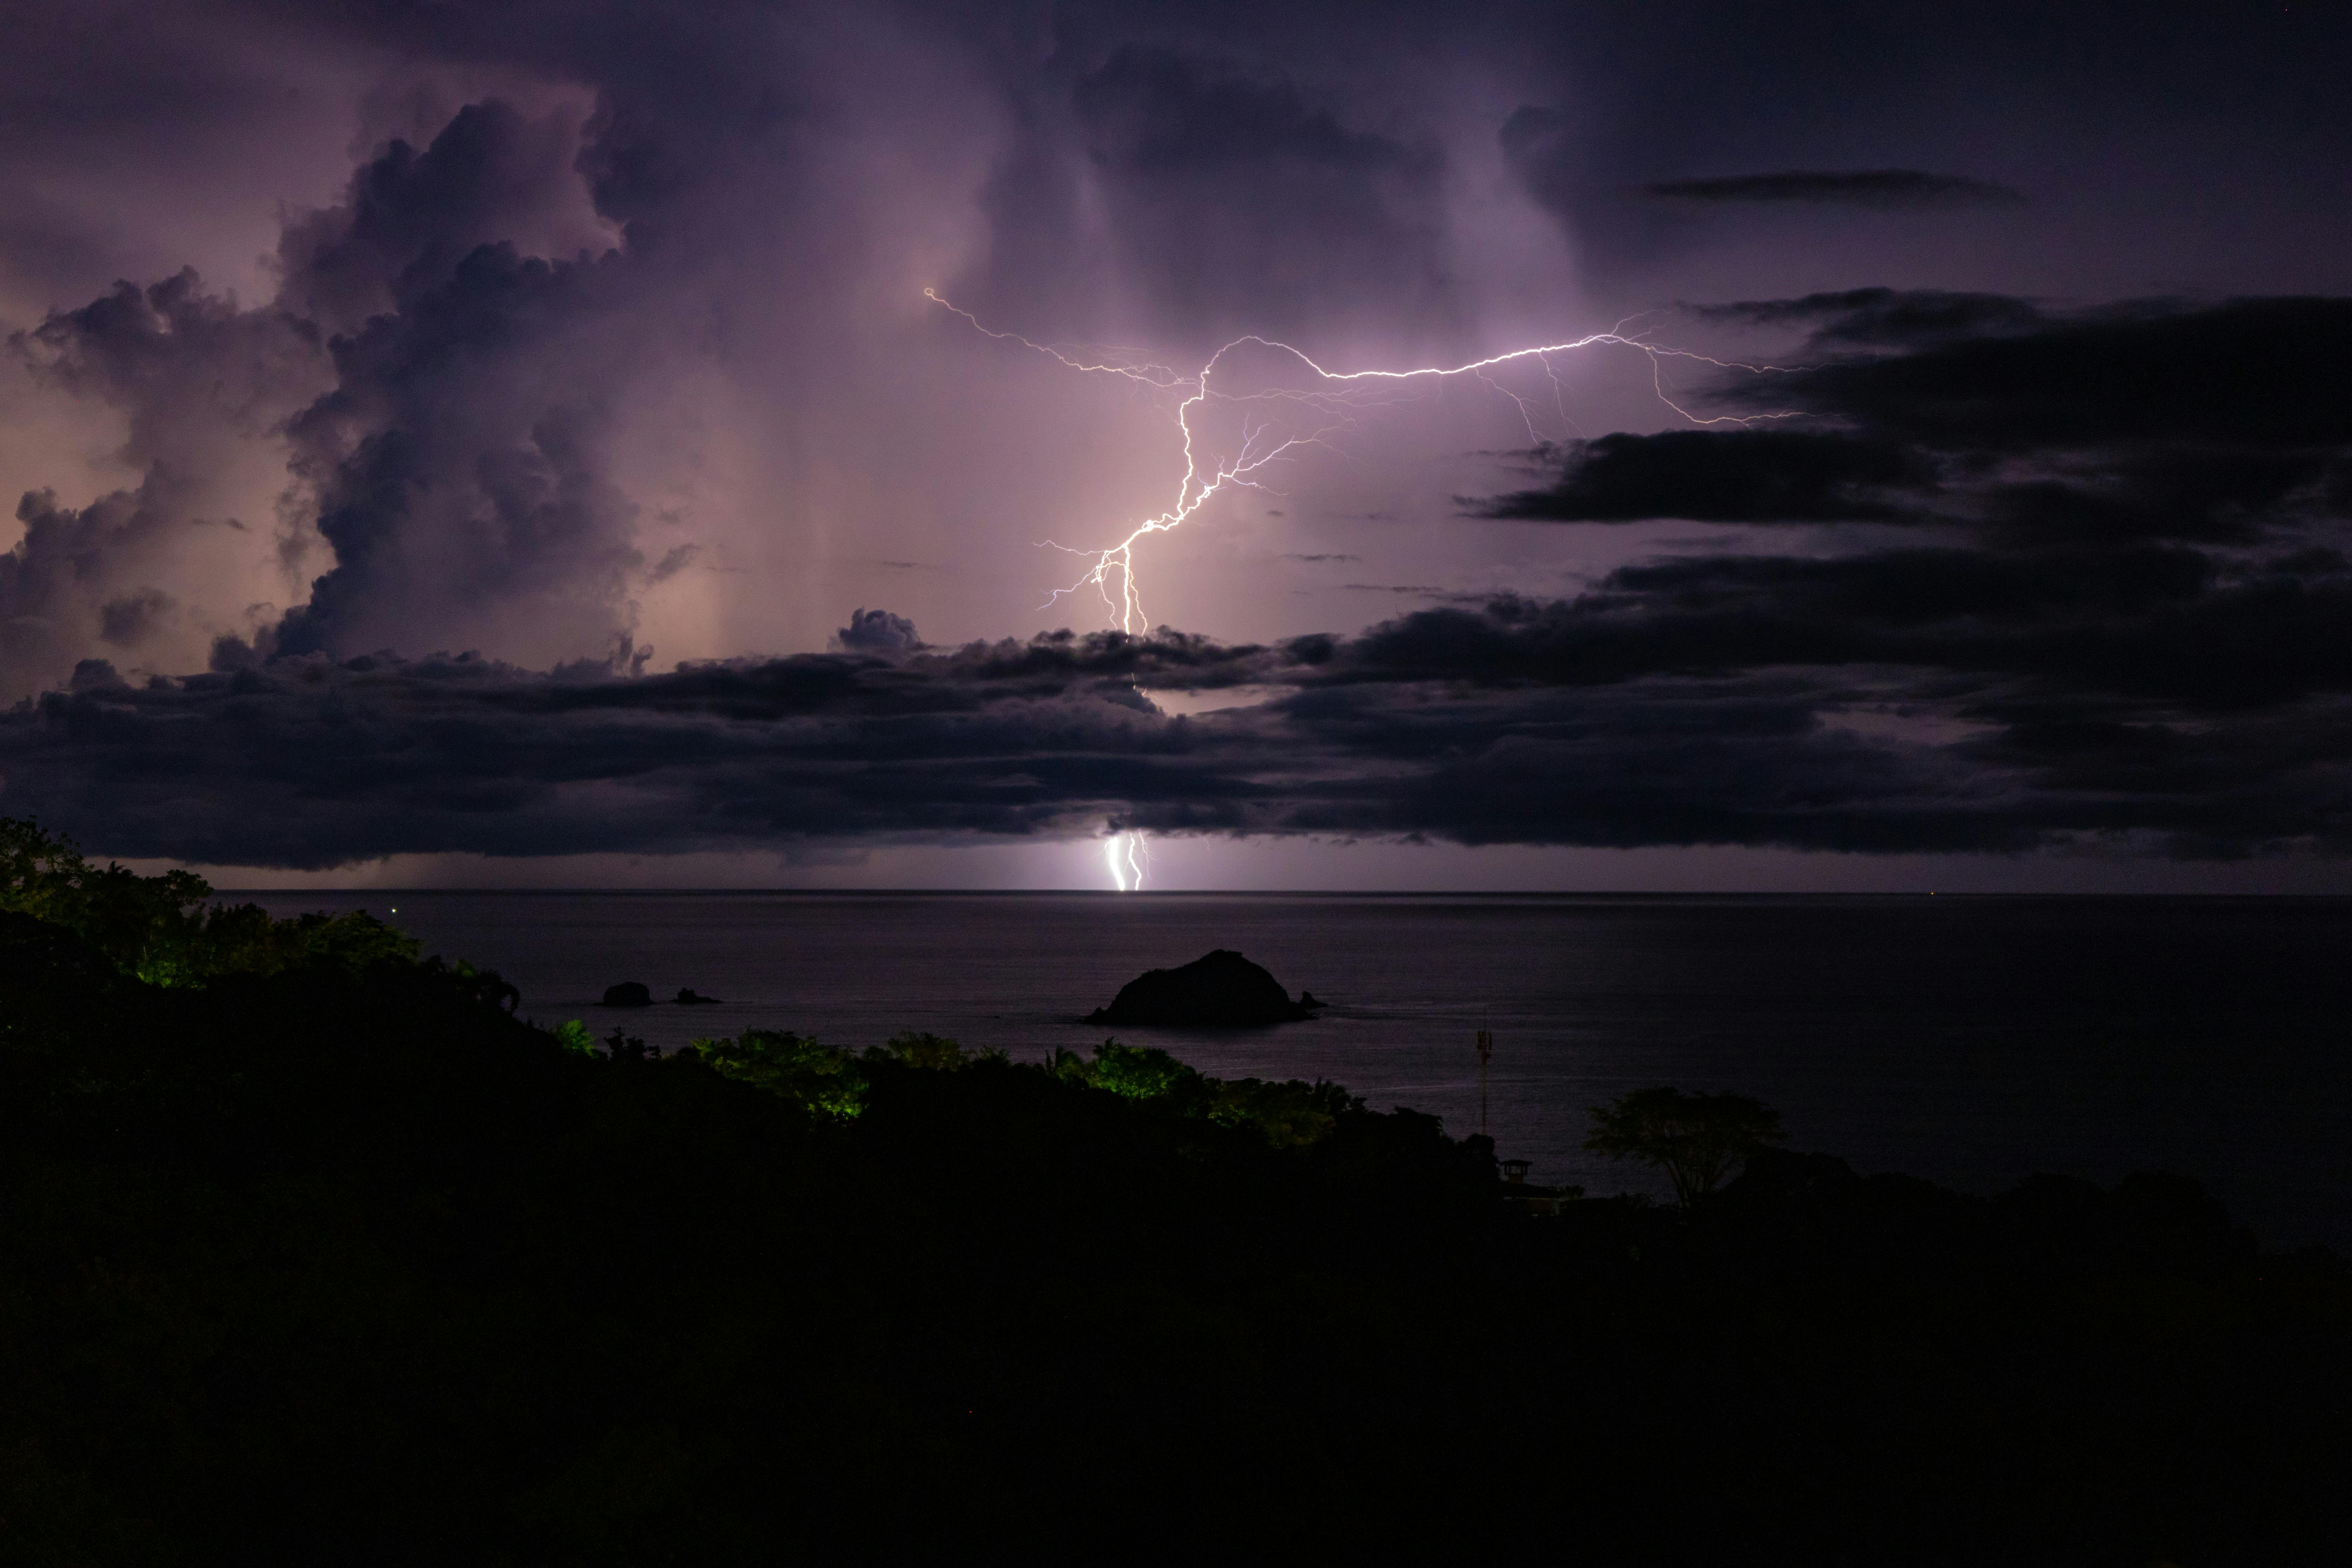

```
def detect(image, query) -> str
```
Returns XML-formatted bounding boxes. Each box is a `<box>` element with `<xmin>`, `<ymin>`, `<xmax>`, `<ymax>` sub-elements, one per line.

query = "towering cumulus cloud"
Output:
<box><xmin>267</xmin><ymin>106</ymin><xmax>645</xmax><ymax>666</ymax></box>
<box><xmin>5</xmin><ymin>99</ymin><xmax>640</xmax><ymax>687</ymax></box>
<box><xmin>5</xmin><ymin>268</ymin><xmax>330</xmax><ymax>690</ymax></box>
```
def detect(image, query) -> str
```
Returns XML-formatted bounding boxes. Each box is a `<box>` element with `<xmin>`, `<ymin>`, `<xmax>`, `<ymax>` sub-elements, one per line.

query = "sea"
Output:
<box><xmin>234</xmin><ymin>891</ymin><xmax>2352</xmax><ymax>1249</ymax></box>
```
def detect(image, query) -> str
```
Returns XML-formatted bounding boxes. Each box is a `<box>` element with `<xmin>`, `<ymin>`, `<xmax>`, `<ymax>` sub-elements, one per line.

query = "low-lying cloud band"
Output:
<box><xmin>11</xmin><ymin>577</ymin><xmax>2350</xmax><ymax>869</ymax></box>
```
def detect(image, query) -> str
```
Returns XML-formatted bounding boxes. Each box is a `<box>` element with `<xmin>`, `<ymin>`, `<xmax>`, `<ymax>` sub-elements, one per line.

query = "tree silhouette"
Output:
<box><xmin>1</xmin><ymin>816</ymin><xmax>419</xmax><ymax>985</ymax></box>
<box><xmin>1586</xmin><ymin>1087</ymin><xmax>1783</xmax><ymax>1206</ymax></box>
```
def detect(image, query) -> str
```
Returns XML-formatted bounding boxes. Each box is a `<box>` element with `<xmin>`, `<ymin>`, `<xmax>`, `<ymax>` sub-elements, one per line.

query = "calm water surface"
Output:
<box><xmin>239</xmin><ymin>892</ymin><xmax>2352</xmax><ymax>1246</ymax></box>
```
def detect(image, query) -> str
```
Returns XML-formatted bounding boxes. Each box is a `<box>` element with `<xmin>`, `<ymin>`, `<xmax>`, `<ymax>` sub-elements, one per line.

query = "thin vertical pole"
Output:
<box><xmin>1476</xmin><ymin>1017</ymin><xmax>1493</xmax><ymax>1139</ymax></box>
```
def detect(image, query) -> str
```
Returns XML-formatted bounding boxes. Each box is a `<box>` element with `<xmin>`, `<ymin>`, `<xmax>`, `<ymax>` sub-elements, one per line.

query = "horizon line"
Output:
<box><xmin>203</xmin><ymin>886</ymin><xmax>2352</xmax><ymax>899</ymax></box>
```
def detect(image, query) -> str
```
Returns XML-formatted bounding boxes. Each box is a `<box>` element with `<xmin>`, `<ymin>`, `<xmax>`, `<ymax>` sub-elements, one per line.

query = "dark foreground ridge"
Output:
<box><xmin>3</xmin><ymin>826</ymin><xmax>2349</xmax><ymax>1562</ymax></box>
<box><xmin>1086</xmin><ymin>947</ymin><xmax>1320</xmax><ymax>1025</ymax></box>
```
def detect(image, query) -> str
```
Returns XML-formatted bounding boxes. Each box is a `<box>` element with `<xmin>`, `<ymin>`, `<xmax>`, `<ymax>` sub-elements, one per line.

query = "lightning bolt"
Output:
<box><xmin>925</xmin><ymin>287</ymin><xmax>1797</xmax><ymax>635</ymax></box>
<box><xmin>927</xmin><ymin>291</ymin><xmax>1798</xmax><ymax>891</ymax></box>
<box><xmin>1102</xmin><ymin>830</ymin><xmax>1151</xmax><ymax>892</ymax></box>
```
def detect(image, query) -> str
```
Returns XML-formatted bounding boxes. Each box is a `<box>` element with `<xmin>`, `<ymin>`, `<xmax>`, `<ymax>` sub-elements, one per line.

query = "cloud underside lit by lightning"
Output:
<box><xmin>929</xmin><ymin>290</ymin><xmax>1797</xmax><ymax>887</ymax></box>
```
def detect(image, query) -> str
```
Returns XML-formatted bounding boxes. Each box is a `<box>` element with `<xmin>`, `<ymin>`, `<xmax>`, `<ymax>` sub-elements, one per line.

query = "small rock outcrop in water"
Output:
<box><xmin>676</xmin><ymin>988</ymin><xmax>722</xmax><ymax>1005</ymax></box>
<box><xmin>1086</xmin><ymin>950</ymin><xmax>1317</xmax><ymax>1027</ymax></box>
<box><xmin>602</xmin><ymin>981</ymin><xmax>653</xmax><ymax>1008</ymax></box>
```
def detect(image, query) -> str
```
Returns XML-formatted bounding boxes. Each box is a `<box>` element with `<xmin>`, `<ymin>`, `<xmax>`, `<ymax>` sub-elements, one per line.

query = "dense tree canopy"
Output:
<box><xmin>0</xmin><ymin>817</ymin><xmax>424</xmax><ymax>987</ymax></box>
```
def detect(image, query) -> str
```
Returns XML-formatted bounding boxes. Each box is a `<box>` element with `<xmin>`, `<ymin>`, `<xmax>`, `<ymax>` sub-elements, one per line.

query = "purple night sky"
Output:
<box><xmin>4</xmin><ymin>1</ymin><xmax>2350</xmax><ymax>889</ymax></box>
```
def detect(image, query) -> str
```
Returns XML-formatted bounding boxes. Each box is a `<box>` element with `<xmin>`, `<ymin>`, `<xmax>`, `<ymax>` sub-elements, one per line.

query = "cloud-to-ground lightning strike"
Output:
<box><xmin>925</xmin><ymin>287</ymin><xmax>1795</xmax><ymax>636</ymax></box>
<box><xmin>927</xmin><ymin>290</ymin><xmax>1795</xmax><ymax>889</ymax></box>
<box><xmin>1102</xmin><ymin>830</ymin><xmax>1151</xmax><ymax>893</ymax></box>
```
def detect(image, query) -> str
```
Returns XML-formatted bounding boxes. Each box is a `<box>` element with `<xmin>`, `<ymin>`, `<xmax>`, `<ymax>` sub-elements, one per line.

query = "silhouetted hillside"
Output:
<box><xmin>2</xmin><ymin>865</ymin><xmax>2348</xmax><ymax>1562</ymax></box>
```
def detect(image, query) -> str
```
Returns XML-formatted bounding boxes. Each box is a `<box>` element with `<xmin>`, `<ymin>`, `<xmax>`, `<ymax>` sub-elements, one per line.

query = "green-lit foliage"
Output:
<box><xmin>553</xmin><ymin>1020</ymin><xmax>598</xmax><ymax>1056</ymax></box>
<box><xmin>191</xmin><ymin>904</ymin><xmax>424</xmax><ymax>981</ymax></box>
<box><xmin>2</xmin><ymin>819</ymin><xmax>211</xmax><ymax>983</ymax></box>
<box><xmin>1073</xmin><ymin>1038</ymin><xmax>1197</xmax><ymax>1100</ymax></box>
<box><xmin>866</xmin><ymin>1031</ymin><xmax>1006</xmax><ymax>1071</ymax></box>
<box><xmin>717</xmin><ymin>1030</ymin><xmax>1350</xmax><ymax>1150</ymax></box>
<box><xmin>1208</xmin><ymin>1076</ymin><xmax>1364</xmax><ymax>1149</ymax></box>
<box><xmin>1586</xmin><ymin>1086</ymin><xmax>1784</xmax><ymax>1207</ymax></box>
<box><xmin>299</xmin><ymin>909</ymin><xmax>425</xmax><ymax>971</ymax></box>
<box><xmin>0</xmin><ymin>816</ymin><xmax>422</xmax><ymax>986</ymax></box>
<box><xmin>1037</xmin><ymin>1038</ymin><xmax>1356</xmax><ymax>1148</ymax></box>
<box><xmin>0</xmin><ymin>814</ymin><xmax>103</xmax><ymax>926</ymax></box>
<box><xmin>693</xmin><ymin>1030</ymin><xmax>869</xmax><ymax>1118</ymax></box>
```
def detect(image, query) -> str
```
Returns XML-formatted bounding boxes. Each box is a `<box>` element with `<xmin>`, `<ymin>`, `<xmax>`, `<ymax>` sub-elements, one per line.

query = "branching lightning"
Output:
<box><xmin>927</xmin><ymin>289</ymin><xmax>1797</xmax><ymax>891</ymax></box>
<box><xmin>1102</xmin><ymin>830</ymin><xmax>1151</xmax><ymax>893</ymax></box>
<box><xmin>925</xmin><ymin>287</ymin><xmax>1796</xmax><ymax>637</ymax></box>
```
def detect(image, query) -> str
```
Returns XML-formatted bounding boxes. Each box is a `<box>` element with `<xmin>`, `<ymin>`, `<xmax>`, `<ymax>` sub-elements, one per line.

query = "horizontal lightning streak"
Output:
<box><xmin>924</xmin><ymin>288</ymin><xmax>1797</xmax><ymax>634</ymax></box>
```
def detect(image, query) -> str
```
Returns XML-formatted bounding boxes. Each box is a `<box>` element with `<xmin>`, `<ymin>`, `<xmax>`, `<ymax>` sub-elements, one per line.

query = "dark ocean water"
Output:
<box><xmin>239</xmin><ymin>891</ymin><xmax>2352</xmax><ymax>1247</ymax></box>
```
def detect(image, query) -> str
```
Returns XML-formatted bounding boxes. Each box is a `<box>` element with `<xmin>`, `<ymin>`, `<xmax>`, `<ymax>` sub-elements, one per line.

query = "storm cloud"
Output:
<box><xmin>13</xmin><ymin>547</ymin><xmax>2352</xmax><ymax>868</ymax></box>
<box><xmin>1640</xmin><ymin>170</ymin><xmax>2025</xmax><ymax>209</ymax></box>
<box><xmin>2</xmin><ymin>4</ymin><xmax>2349</xmax><ymax>880</ymax></box>
<box><xmin>13</xmin><ymin>273</ymin><xmax>2352</xmax><ymax>872</ymax></box>
<box><xmin>1481</xmin><ymin>430</ymin><xmax>1934</xmax><ymax>524</ymax></box>
<box><xmin>1489</xmin><ymin>295</ymin><xmax>2352</xmax><ymax>544</ymax></box>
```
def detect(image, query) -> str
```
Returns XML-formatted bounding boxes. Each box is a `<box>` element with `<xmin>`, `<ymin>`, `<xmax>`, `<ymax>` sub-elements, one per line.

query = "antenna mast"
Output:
<box><xmin>1475</xmin><ymin>1014</ymin><xmax>1494</xmax><ymax>1139</ymax></box>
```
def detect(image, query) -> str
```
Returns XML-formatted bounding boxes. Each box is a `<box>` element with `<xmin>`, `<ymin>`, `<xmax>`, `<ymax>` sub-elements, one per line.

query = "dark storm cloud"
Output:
<box><xmin>274</xmin><ymin>100</ymin><xmax>610</xmax><ymax>336</ymax></box>
<box><xmin>14</xmin><ymin>6</ymin><xmax>1483</xmax><ymax>692</ymax></box>
<box><xmin>1071</xmin><ymin>46</ymin><xmax>1416</xmax><ymax>176</ymax></box>
<box><xmin>7</xmin><ymin>99</ymin><xmax>653</xmax><ymax>683</ymax></box>
<box><xmin>264</xmin><ymin>102</ymin><xmax>649</xmax><ymax>664</ymax></box>
<box><xmin>1496</xmin><ymin>2</ymin><xmax>2352</xmax><ymax>286</ymax></box>
<box><xmin>1696</xmin><ymin>288</ymin><xmax>2051</xmax><ymax>349</ymax></box>
<box><xmin>1483</xmin><ymin>294</ymin><xmax>2352</xmax><ymax>550</ymax></box>
<box><xmin>1480</xmin><ymin>431</ymin><xmax>1934</xmax><ymax>524</ymax></box>
<box><xmin>1732</xmin><ymin>296</ymin><xmax>2352</xmax><ymax>451</ymax></box>
<box><xmin>97</xmin><ymin>587</ymin><xmax>173</xmax><ymax>647</ymax></box>
<box><xmin>1640</xmin><ymin>170</ymin><xmax>2024</xmax><ymax>209</ymax></box>
<box><xmin>836</xmin><ymin>608</ymin><xmax>921</xmax><ymax>654</ymax></box>
<box><xmin>1338</xmin><ymin>285</ymin><xmax>2352</xmax><ymax>858</ymax></box>
<box><xmin>5</xmin><ymin>2</ymin><xmax>2352</xmax><ymax>874</ymax></box>
<box><xmin>0</xmin><ymin>625</ymin><xmax>1266</xmax><ymax>866</ymax></box>
<box><xmin>973</xmin><ymin>42</ymin><xmax>1455</xmax><ymax>345</ymax></box>
<box><xmin>1486</xmin><ymin>294</ymin><xmax>2352</xmax><ymax>635</ymax></box>
<box><xmin>13</xmin><ymin>588</ymin><xmax>2352</xmax><ymax>866</ymax></box>
<box><xmin>5</xmin><ymin>0</ymin><xmax>913</xmax><ymax>692</ymax></box>
<box><xmin>14</xmin><ymin>281</ymin><xmax>2352</xmax><ymax>866</ymax></box>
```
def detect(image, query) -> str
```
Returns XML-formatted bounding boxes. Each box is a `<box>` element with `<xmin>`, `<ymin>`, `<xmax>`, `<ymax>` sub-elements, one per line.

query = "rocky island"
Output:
<box><xmin>1086</xmin><ymin>948</ymin><xmax>1324</xmax><ymax>1027</ymax></box>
